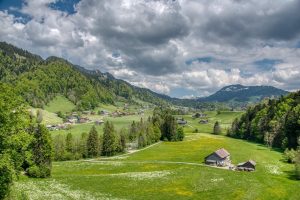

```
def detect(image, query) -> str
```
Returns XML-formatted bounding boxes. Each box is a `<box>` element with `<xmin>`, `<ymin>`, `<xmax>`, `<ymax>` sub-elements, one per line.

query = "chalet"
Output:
<box><xmin>199</xmin><ymin>119</ymin><xmax>208</xmax><ymax>124</ymax></box>
<box><xmin>237</xmin><ymin>160</ymin><xmax>256</xmax><ymax>171</ymax></box>
<box><xmin>99</xmin><ymin>110</ymin><xmax>109</xmax><ymax>115</ymax></box>
<box><xmin>205</xmin><ymin>148</ymin><xmax>231</xmax><ymax>166</ymax></box>
<box><xmin>79</xmin><ymin>117</ymin><xmax>89</xmax><ymax>123</ymax></box>
<box><xmin>177</xmin><ymin>119</ymin><xmax>187</xmax><ymax>125</ymax></box>
<box><xmin>67</xmin><ymin>116</ymin><xmax>78</xmax><ymax>124</ymax></box>
<box><xmin>193</xmin><ymin>112</ymin><xmax>207</xmax><ymax>118</ymax></box>
<box><xmin>95</xmin><ymin>119</ymin><xmax>104</xmax><ymax>125</ymax></box>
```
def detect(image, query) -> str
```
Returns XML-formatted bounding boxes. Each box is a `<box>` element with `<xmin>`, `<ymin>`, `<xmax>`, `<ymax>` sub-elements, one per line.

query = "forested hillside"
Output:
<box><xmin>228</xmin><ymin>91</ymin><xmax>300</xmax><ymax>149</ymax></box>
<box><xmin>0</xmin><ymin>42</ymin><xmax>168</xmax><ymax>110</ymax></box>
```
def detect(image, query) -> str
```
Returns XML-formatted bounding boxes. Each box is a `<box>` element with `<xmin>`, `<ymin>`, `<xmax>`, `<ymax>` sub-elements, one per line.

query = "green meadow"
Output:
<box><xmin>11</xmin><ymin>111</ymin><xmax>300</xmax><ymax>200</ymax></box>
<box><xmin>44</xmin><ymin>95</ymin><xmax>76</xmax><ymax>114</ymax></box>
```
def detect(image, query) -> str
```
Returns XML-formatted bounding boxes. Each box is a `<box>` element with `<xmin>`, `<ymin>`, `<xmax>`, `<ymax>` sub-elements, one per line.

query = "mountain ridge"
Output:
<box><xmin>197</xmin><ymin>84</ymin><xmax>289</xmax><ymax>103</ymax></box>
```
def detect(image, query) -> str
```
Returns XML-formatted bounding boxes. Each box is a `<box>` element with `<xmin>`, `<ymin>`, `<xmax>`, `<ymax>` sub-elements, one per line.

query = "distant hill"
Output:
<box><xmin>197</xmin><ymin>84</ymin><xmax>289</xmax><ymax>103</ymax></box>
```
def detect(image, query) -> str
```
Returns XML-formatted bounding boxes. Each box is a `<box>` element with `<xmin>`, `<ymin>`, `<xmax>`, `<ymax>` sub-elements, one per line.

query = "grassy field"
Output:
<box><xmin>11</xmin><ymin>111</ymin><xmax>300</xmax><ymax>199</ymax></box>
<box><xmin>44</xmin><ymin>95</ymin><xmax>76</xmax><ymax>114</ymax></box>
<box><xmin>29</xmin><ymin>108</ymin><xmax>63</xmax><ymax>125</ymax></box>
<box><xmin>51</xmin><ymin>114</ymin><xmax>151</xmax><ymax>137</ymax></box>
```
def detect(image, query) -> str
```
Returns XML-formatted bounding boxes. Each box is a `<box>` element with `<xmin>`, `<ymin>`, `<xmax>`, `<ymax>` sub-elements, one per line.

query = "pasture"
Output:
<box><xmin>11</xmin><ymin>110</ymin><xmax>300</xmax><ymax>199</ymax></box>
<box><xmin>11</xmin><ymin>131</ymin><xmax>299</xmax><ymax>199</ymax></box>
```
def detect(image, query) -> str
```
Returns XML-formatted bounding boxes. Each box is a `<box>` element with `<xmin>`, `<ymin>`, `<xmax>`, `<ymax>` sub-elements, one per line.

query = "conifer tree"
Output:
<box><xmin>87</xmin><ymin>126</ymin><xmax>100</xmax><ymax>157</ymax></box>
<box><xmin>28</xmin><ymin>124</ymin><xmax>53</xmax><ymax>178</ymax></box>
<box><xmin>213</xmin><ymin>121</ymin><xmax>222</xmax><ymax>135</ymax></box>
<box><xmin>102</xmin><ymin>121</ymin><xmax>117</xmax><ymax>156</ymax></box>
<box><xmin>65</xmin><ymin>132</ymin><xmax>74</xmax><ymax>153</ymax></box>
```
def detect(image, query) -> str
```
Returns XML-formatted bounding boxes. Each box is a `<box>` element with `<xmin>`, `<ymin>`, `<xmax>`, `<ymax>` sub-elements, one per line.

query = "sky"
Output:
<box><xmin>0</xmin><ymin>0</ymin><xmax>300</xmax><ymax>98</ymax></box>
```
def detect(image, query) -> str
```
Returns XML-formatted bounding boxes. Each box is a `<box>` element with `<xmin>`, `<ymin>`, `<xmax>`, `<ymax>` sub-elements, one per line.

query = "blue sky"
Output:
<box><xmin>0</xmin><ymin>0</ymin><xmax>300</xmax><ymax>98</ymax></box>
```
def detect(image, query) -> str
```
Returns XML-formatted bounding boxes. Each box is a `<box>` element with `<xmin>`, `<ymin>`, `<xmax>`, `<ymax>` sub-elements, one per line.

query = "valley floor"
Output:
<box><xmin>11</xmin><ymin>132</ymin><xmax>299</xmax><ymax>200</ymax></box>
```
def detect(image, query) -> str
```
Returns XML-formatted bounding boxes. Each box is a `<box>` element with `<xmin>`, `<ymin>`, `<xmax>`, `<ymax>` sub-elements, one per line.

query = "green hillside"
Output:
<box><xmin>11</xmin><ymin>132</ymin><xmax>299</xmax><ymax>199</ymax></box>
<box><xmin>44</xmin><ymin>95</ymin><xmax>76</xmax><ymax>114</ymax></box>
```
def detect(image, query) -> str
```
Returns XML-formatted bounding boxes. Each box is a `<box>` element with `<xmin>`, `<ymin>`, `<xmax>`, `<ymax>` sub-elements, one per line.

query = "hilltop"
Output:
<box><xmin>198</xmin><ymin>84</ymin><xmax>288</xmax><ymax>103</ymax></box>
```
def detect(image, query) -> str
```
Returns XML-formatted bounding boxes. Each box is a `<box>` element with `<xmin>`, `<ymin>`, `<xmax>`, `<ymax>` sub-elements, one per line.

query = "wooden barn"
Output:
<box><xmin>205</xmin><ymin>148</ymin><xmax>231</xmax><ymax>167</ymax></box>
<box><xmin>237</xmin><ymin>160</ymin><xmax>256</xmax><ymax>171</ymax></box>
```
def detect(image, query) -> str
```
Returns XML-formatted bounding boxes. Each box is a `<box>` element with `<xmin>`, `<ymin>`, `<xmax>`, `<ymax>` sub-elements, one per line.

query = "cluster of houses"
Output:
<box><xmin>205</xmin><ymin>148</ymin><xmax>256</xmax><ymax>172</ymax></box>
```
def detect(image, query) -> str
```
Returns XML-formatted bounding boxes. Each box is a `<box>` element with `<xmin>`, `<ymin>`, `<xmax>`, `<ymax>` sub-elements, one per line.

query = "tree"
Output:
<box><xmin>65</xmin><ymin>133</ymin><xmax>74</xmax><ymax>153</ymax></box>
<box><xmin>36</xmin><ymin>109</ymin><xmax>43</xmax><ymax>124</ymax></box>
<box><xmin>53</xmin><ymin>134</ymin><xmax>66</xmax><ymax>161</ymax></box>
<box><xmin>213</xmin><ymin>121</ymin><xmax>222</xmax><ymax>134</ymax></box>
<box><xmin>118</xmin><ymin>129</ymin><xmax>127</xmax><ymax>153</ymax></box>
<box><xmin>102</xmin><ymin>122</ymin><xmax>117</xmax><ymax>156</ymax></box>
<box><xmin>0</xmin><ymin>154</ymin><xmax>14</xmax><ymax>199</ymax></box>
<box><xmin>296</xmin><ymin>152</ymin><xmax>300</xmax><ymax>180</ymax></box>
<box><xmin>129</xmin><ymin>121</ymin><xmax>138</xmax><ymax>141</ymax></box>
<box><xmin>28</xmin><ymin>124</ymin><xmax>52</xmax><ymax>178</ymax></box>
<box><xmin>0</xmin><ymin>83</ymin><xmax>31</xmax><ymax>197</ymax></box>
<box><xmin>176</xmin><ymin>127</ymin><xmax>185</xmax><ymax>141</ymax></box>
<box><xmin>161</xmin><ymin>114</ymin><xmax>177</xmax><ymax>141</ymax></box>
<box><xmin>80</xmin><ymin>132</ymin><xmax>88</xmax><ymax>158</ymax></box>
<box><xmin>87</xmin><ymin>126</ymin><xmax>100</xmax><ymax>157</ymax></box>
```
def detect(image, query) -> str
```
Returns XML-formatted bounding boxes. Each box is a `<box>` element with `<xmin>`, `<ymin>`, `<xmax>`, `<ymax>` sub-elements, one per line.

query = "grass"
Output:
<box><xmin>51</xmin><ymin>114</ymin><xmax>151</xmax><ymax>137</ymax></box>
<box><xmin>44</xmin><ymin>95</ymin><xmax>76</xmax><ymax>114</ymax></box>
<box><xmin>29</xmin><ymin>108</ymin><xmax>63</xmax><ymax>125</ymax></box>
<box><xmin>11</xmin><ymin>111</ymin><xmax>300</xmax><ymax>200</ymax></box>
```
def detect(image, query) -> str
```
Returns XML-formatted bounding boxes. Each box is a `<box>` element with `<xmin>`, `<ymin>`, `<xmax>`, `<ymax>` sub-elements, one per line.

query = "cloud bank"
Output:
<box><xmin>1</xmin><ymin>0</ymin><xmax>300</xmax><ymax>97</ymax></box>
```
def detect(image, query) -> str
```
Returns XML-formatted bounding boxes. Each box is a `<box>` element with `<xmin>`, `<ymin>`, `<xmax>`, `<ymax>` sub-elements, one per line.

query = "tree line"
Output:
<box><xmin>0</xmin><ymin>83</ymin><xmax>52</xmax><ymax>199</ymax></box>
<box><xmin>228</xmin><ymin>91</ymin><xmax>300</xmax><ymax>179</ymax></box>
<box><xmin>53</xmin><ymin>108</ymin><xmax>185</xmax><ymax>161</ymax></box>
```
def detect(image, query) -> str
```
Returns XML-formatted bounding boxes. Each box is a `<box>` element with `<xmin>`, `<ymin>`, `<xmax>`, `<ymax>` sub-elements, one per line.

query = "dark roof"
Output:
<box><xmin>238</xmin><ymin>160</ymin><xmax>256</xmax><ymax>167</ymax></box>
<box><xmin>214</xmin><ymin>148</ymin><xmax>230</xmax><ymax>159</ymax></box>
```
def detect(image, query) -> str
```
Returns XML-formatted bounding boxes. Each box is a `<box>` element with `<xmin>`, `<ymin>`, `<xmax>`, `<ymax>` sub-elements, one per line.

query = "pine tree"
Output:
<box><xmin>80</xmin><ymin>132</ymin><xmax>88</xmax><ymax>158</ymax></box>
<box><xmin>213</xmin><ymin>121</ymin><xmax>222</xmax><ymax>135</ymax></box>
<box><xmin>87</xmin><ymin>126</ymin><xmax>100</xmax><ymax>157</ymax></box>
<box><xmin>28</xmin><ymin>124</ymin><xmax>53</xmax><ymax>178</ymax></box>
<box><xmin>102</xmin><ymin>121</ymin><xmax>117</xmax><ymax>156</ymax></box>
<box><xmin>53</xmin><ymin>134</ymin><xmax>66</xmax><ymax>161</ymax></box>
<box><xmin>65</xmin><ymin>132</ymin><xmax>74</xmax><ymax>153</ymax></box>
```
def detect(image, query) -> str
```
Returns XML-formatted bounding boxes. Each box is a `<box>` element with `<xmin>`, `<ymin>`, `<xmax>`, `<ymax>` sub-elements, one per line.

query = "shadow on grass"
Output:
<box><xmin>283</xmin><ymin>170</ymin><xmax>299</xmax><ymax>181</ymax></box>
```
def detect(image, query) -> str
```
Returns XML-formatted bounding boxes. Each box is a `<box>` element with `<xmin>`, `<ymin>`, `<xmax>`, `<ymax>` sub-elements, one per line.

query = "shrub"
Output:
<box><xmin>0</xmin><ymin>155</ymin><xmax>15</xmax><ymax>199</ymax></box>
<box><xmin>283</xmin><ymin>148</ymin><xmax>297</xmax><ymax>163</ymax></box>
<box><xmin>296</xmin><ymin>152</ymin><xmax>300</xmax><ymax>180</ymax></box>
<box><xmin>27</xmin><ymin>165</ymin><xmax>51</xmax><ymax>178</ymax></box>
<box><xmin>213</xmin><ymin>121</ymin><xmax>222</xmax><ymax>134</ymax></box>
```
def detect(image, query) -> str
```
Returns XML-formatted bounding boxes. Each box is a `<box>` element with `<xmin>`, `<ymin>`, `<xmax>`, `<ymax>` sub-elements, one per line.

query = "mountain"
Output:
<box><xmin>0</xmin><ymin>42</ymin><xmax>291</xmax><ymax>110</ymax></box>
<box><xmin>0</xmin><ymin>42</ymin><xmax>169</xmax><ymax>110</ymax></box>
<box><xmin>198</xmin><ymin>84</ymin><xmax>289</xmax><ymax>103</ymax></box>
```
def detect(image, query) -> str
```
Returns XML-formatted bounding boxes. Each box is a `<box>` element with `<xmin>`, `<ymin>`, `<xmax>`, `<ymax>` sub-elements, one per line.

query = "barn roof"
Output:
<box><xmin>214</xmin><ymin>148</ymin><xmax>230</xmax><ymax>158</ymax></box>
<box><xmin>237</xmin><ymin>160</ymin><xmax>256</xmax><ymax>166</ymax></box>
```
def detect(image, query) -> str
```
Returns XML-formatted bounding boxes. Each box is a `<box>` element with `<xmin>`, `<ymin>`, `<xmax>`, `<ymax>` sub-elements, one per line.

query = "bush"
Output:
<box><xmin>0</xmin><ymin>155</ymin><xmax>15</xmax><ymax>199</ymax></box>
<box><xmin>283</xmin><ymin>149</ymin><xmax>297</xmax><ymax>163</ymax></box>
<box><xmin>176</xmin><ymin>127</ymin><xmax>185</xmax><ymax>141</ymax></box>
<box><xmin>213</xmin><ymin>121</ymin><xmax>222</xmax><ymax>135</ymax></box>
<box><xmin>27</xmin><ymin>165</ymin><xmax>51</xmax><ymax>178</ymax></box>
<box><xmin>296</xmin><ymin>152</ymin><xmax>300</xmax><ymax>180</ymax></box>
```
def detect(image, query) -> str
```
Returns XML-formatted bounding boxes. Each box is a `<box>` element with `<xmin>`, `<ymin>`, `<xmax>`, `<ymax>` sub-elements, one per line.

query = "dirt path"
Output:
<box><xmin>86</xmin><ymin>141</ymin><xmax>162</xmax><ymax>161</ymax></box>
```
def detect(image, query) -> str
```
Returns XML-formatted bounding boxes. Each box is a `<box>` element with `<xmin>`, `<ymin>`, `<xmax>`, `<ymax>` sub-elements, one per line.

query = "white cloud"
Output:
<box><xmin>0</xmin><ymin>0</ymin><xmax>300</xmax><ymax>98</ymax></box>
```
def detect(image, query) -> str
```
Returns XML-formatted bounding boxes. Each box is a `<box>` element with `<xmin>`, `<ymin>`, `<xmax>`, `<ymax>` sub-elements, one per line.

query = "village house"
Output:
<box><xmin>236</xmin><ymin>160</ymin><xmax>256</xmax><ymax>171</ymax></box>
<box><xmin>199</xmin><ymin>119</ymin><xmax>209</xmax><ymax>124</ymax></box>
<box><xmin>79</xmin><ymin>117</ymin><xmax>89</xmax><ymax>123</ymax></box>
<box><xmin>193</xmin><ymin>112</ymin><xmax>207</xmax><ymax>118</ymax></box>
<box><xmin>95</xmin><ymin>119</ymin><xmax>104</xmax><ymax>125</ymax></box>
<box><xmin>205</xmin><ymin>148</ymin><xmax>231</xmax><ymax>167</ymax></box>
<box><xmin>177</xmin><ymin>119</ymin><xmax>187</xmax><ymax>125</ymax></box>
<box><xmin>99</xmin><ymin>110</ymin><xmax>109</xmax><ymax>115</ymax></box>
